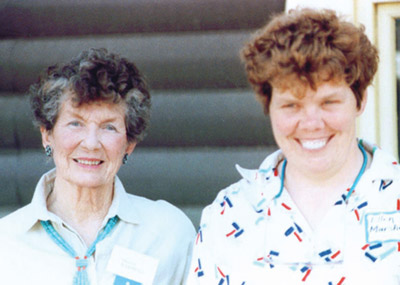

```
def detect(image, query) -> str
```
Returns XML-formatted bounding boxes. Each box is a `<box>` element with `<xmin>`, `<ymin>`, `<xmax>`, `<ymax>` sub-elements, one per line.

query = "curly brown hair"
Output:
<box><xmin>30</xmin><ymin>48</ymin><xmax>151</xmax><ymax>143</ymax></box>
<box><xmin>241</xmin><ymin>8</ymin><xmax>379</xmax><ymax>113</ymax></box>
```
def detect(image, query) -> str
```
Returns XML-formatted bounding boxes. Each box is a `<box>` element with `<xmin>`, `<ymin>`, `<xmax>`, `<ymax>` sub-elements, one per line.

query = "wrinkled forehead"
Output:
<box><xmin>56</xmin><ymin>91</ymin><xmax>127</xmax><ymax>122</ymax></box>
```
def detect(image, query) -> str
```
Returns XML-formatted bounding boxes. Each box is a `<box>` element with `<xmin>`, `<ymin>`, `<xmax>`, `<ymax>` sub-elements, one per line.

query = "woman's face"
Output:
<box><xmin>41</xmin><ymin>97</ymin><xmax>135</xmax><ymax>190</ymax></box>
<box><xmin>269</xmin><ymin>81</ymin><xmax>366</xmax><ymax>175</ymax></box>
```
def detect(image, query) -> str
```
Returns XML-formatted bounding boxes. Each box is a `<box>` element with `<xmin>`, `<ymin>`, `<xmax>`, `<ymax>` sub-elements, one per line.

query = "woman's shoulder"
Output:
<box><xmin>199</xmin><ymin>177</ymin><xmax>265</xmax><ymax>225</ymax></box>
<box><xmin>124</xmin><ymin>193</ymin><xmax>183</xmax><ymax>215</ymax></box>
<box><xmin>205</xmin><ymin>162</ymin><xmax>283</xmax><ymax>212</ymax></box>
<box><xmin>364</xmin><ymin>140</ymin><xmax>400</xmax><ymax>180</ymax></box>
<box><xmin>0</xmin><ymin>204</ymin><xmax>36</xmax><ymax>236</ymax></box>
<box><xmin>124</xmin><ymin>193</ymin><xmax>195</xmax><ymax>233</ymax></box>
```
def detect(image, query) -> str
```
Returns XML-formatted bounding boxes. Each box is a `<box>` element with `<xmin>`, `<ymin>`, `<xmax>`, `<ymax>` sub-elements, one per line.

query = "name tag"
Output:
<box><xmin>365</xmin><ymin>211</ymin><xmax>400</xmax><ymax>243</ymax></box>
<box><xmin>107</xmin><ymin>245</ymin><xmax>159</xmax><ymax>285</ymax></box>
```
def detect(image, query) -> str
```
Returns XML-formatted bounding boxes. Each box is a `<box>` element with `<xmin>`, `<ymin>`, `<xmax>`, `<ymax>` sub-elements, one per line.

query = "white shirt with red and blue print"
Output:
<box><xmin>187</xmin><ymin>140</ymin><xmax>400</xmax><ymax>285</ymax></box>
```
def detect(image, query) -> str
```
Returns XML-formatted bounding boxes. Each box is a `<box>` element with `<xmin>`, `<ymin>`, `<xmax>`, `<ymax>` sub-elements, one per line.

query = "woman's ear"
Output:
<box><xmin>125</xmin><ymin>142</ymin><xmax>137</xmax><ymax>156</ymax></box>
<box><xmin>40</xmin><ymin>126</ymin><xmax>52</xmax><ymax>148</ymax></box>
<box><xmin>357</xmin><ymin>90</ymin><xmax>368</xmax><ymax>116</ymax></box>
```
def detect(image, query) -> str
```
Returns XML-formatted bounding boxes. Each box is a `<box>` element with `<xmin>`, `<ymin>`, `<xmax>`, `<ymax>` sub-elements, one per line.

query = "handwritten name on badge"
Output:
<box><xmin>107</xmin><ymin>245</ymin><xmax>159</xmax><ymax>285</ymax></box>
<box><xmin>365</xmin><ymin>212</ymin><xmax>400</xmax><ymax>243</ymax></box>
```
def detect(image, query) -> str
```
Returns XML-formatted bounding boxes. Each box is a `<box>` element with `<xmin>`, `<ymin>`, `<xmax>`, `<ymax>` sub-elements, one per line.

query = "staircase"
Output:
<box><xmin>0</xmin><ymin>0</ymin><xmax>284</xmax><ymax>226</ymax></box>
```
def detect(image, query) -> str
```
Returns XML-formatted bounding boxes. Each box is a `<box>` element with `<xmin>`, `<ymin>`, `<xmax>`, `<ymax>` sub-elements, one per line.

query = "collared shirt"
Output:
<box><xmin>0</xmin><ymin>169</ymin><xmax>195</xmax><ymax>285</ymax></box>
<box><xmin>187</xmin><ymin>140</ymin><xmax>400</xmax><ymax>284</ymax></box>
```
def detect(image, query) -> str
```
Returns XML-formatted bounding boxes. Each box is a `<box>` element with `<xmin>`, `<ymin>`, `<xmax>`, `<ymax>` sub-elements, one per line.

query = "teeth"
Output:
<box><xmin>301</xmin><ymin>139</ymin><xmax>327</xmax><ymax>150</ymax></box>
<box><xmin>76</xmin><ymin>159</ymin><xmax>101</xmax><ymax>166</ymax></box>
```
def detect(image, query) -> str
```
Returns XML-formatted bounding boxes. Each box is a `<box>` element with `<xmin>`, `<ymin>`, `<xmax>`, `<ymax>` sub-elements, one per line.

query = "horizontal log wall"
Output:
<box><xmin>0</xmin><ymin>0</ymin><xmax>284</xmax><ymax>225</ymax></box>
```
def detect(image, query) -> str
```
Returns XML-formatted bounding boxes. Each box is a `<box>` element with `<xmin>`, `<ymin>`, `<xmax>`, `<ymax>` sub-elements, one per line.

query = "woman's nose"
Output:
<box><xmin>299</xmin><ymin>106</ymin><xmax>324</xmax><ymax>130</ymax></box>
<box><xmin>81</xmin><ymin>127</ymin><xmax>101</xmax><ymax>150</ymax></box>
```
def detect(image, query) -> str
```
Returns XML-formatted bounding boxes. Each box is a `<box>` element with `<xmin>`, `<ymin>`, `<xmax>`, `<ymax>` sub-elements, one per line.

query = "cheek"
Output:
<box><xmin>270</xmin><ymin>112</ymin><xmax>297</xmax><ymax>137</ymax></box>
<box><xmin>53</xmin><ymin>131</ymin><xmax>80</xmax><ymax>154</ymax></box>
<box><xmin>103</xmin><ymin>135</ymin><xmax>129</xmax><ymax>157</ymax></box>
<box><xmin>324</xmin><ymin>112</ymin><xmax>355</xmax><ymax>132</ymax></box>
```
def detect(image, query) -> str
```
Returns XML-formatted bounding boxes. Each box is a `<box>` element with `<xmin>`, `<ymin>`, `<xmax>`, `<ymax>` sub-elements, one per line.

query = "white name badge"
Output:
<box><xmin>107</xmin><ymin>245</ymin><xmax>159</xmax><ymax>285</ymax></box>
<box><xmin>365</xmin><ymin>211</ymin><xmax>400</xmax><ymax>243</ymax></box>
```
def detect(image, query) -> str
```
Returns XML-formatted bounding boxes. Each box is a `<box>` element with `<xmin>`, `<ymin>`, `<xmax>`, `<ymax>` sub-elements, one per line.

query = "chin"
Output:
<box><xmin>70</xmin><ymin>176</ymin><xmax>109</xmax><ymax>189</ymax></box>
<box><xmin>295</xmin><ymin>157</ymin><xmax>330</xmax><ymax>172</ymax></box>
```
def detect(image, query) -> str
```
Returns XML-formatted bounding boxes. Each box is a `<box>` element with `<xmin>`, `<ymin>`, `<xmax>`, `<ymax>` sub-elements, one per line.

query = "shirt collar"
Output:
<box><xmin>235</xmin><ymin>139</ymin><xmax>400</xmax><ymax>203</ymax></box>
<box><xmin>106</xmin><ymin>176</ymin><xmax>141</xmax><ymax>225</ymax></box>
<box><xmin>20</xmin><ymin>169</ymin><xmax>141</xmax><ymax>234</ymax></box>
<box><xmin>235</xmin><ymin>148</ymin><xmax>283</xmax><ymax>202</ymax></box>
<box><xmin>237</xmin><ymin>140</ymin><xmax>400</xmax><ymax>181</ymax></box>
<box><xmin>359</xmin><ymin>139</ymin><xmax>400</xmax><ymax>181</ymax></box>
<box><xmin>235</xmin><ymin>148</ymin><xmax>283</xmax><ymax>181</ymax></box>
<box><xmin>17</xmin><ymin>168</ymin><xmax>58</xmax><ymax>233</ymax></box>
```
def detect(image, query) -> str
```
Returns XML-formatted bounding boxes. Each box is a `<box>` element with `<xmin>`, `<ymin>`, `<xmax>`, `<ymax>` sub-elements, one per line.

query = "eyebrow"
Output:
<box><xmin>321</xmin><ymin>89</ymin><xmax>342</xmax><ymax>95</ymax></box>
<box><xmin>319</xmin><ymin>92</ymin><xmax>345</xmax><ymax>99</ymax></box>
<box><xmin>283</xmin><ymin>89</ymin><xmax>344</xmax><ymax>99</ymax></box>
<box><xmin>65</xmin><ymin>110</ymin><xmax>122</xmax><ymax>123</ymax></box>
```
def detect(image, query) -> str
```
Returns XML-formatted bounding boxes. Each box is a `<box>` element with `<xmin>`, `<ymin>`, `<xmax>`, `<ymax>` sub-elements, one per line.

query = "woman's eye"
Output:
<box><xmin>283</xmin><ymin>103</ymin><xmax>297</xmax><ymax>109</ymax></box>
<box><xmin>105</xmin><ymin>124</ymin><xmax>117</xmax><ymax>131</ymax></box>
<box><xmin>69</xmin><ymin>121</ymin><xmax>81</xmax><ymax>127</ymax></box>
<box><xmin>323</xmin><ymin>100</ymin><xmax>338</xmax><ymax>105</ymax></box>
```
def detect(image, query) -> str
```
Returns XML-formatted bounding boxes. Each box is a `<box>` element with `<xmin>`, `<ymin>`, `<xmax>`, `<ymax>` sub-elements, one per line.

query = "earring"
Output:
<box><xmin>45</xmin><ymin>145</ymin><xmax>53</xmax><ymax>157</ymax></box>
<box><xmin>122</xmin><ymin>153</ymin><xmax>129</xmax><ymax>164</ymax></box>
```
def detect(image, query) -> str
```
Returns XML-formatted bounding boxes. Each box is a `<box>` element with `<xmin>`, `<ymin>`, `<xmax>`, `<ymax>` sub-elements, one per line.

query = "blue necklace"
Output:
<box><xmin>41</xmin><ymin>216</ymin><xmax>119</xmax><ymax>285</ymax></box>
<box><xmin>274</xmin><ymin>141</ymin><xmax>368</xmax><ymax>201</ymax></box>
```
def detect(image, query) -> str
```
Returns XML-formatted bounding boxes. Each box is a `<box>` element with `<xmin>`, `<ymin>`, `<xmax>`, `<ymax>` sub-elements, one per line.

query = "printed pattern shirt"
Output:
<box><xmin>187</xmin><ymin>140</ymin><xmax>400</xmax><ymax>284</ymax></box>
<box><xmin>0</xmin><ymin>169</ymin><xmax>195</xmax><ymax>285</ymax></box>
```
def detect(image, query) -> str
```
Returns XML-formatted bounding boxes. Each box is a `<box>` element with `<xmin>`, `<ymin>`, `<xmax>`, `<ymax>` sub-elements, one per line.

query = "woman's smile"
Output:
<box><xmin>73</xmin><ymin>158</ymin><xmax>104</xmax><ymax>167</ymax></box>
<box><xmin>297</xmin><ymin>137</ymin><xmax>330</xmax><ymax>150</ymax></box>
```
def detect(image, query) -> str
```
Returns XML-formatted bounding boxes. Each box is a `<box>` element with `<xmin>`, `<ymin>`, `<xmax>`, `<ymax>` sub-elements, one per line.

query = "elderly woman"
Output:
<box><xmin>188</xmin><ymin>8</ymin><xmax>400</xmax><ymax>284</ymax></box>
<box><xmin>0</xmin><ymin>48</ymin><xmax>195</xmax><ymax>284</ymax></box>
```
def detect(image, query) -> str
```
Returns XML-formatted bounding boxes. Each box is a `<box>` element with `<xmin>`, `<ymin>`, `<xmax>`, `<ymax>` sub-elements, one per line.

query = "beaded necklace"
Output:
<box><xmin>40</xmin><ymin>216</ymin><xmax>119</xmax><ymax>285</ymax></box>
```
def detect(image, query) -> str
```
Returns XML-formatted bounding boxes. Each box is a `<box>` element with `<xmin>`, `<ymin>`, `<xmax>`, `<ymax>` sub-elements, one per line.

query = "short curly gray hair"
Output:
<box><xmin>30</xmin><ymin>48</ymin><xmax>151</xmax><ymax>143</ymax></box>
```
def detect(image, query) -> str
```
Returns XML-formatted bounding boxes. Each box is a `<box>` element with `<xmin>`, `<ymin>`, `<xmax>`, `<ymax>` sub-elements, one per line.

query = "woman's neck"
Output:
<box><xmin>286</xmin><ymin>142</ymin><xmax>367</xmax><ymax>190</ymax></box>
<box><xmin>283</xmin><ymin>144</ymin><xmax>371</xmax><ymax>230</ymax></box>
<box><xmin>46</xmin><ymin>178</ymin><xmax>114</xmax><ymax>245</ymax></box>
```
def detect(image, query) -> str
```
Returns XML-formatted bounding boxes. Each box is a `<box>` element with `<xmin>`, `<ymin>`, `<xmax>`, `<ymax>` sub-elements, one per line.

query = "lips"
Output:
<box><xmin>73</xmin><ymin>159</ymin><xmax>103</xmax><ymax>166</ymax></box>
<box><xmin>300</xmin><ymin>138</ymin><xmax>328</xmax><ymax>150</ymax></box>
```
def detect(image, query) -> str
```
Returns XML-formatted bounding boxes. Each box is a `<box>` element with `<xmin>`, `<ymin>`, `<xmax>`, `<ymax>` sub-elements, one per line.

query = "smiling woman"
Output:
<box><xmin>42</xmin><ymin>99</ymin><xmax>132</xmax><ymax>192</ymax></box>
<box><xmin>0</xmin><ymin>48</ymin><xmax>195</xmax><ymax>285</ymax></box>
<box><xmin>269</xmin><ymin>81</ymin><xmax>364</xmax><ymax>182</ymax></box>
<box><xmin>188</xmin><ymin>8</ymin><xmax>400</xmax><ymax>284</ymax></box>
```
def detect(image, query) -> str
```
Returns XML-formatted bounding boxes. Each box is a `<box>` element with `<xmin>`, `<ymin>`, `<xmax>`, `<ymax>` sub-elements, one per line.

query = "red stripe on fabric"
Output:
<box><xmin>337</xmin><ymin>277</ymin><xmax>346</xmax><ymax>285</ymax></box>
<box><xmin>217</xmin><ymin>267</ymin><xmax>226</xmax><ymax>278</ymax></box>
<box><xmin>354</xmin><ymin>209</ymin><xmax>360</xmax><ymax>221</ymax></box>
<box><xmin>302</xmin><ymin>269</ymin><xmax>311</xmax><ymax>282</ymax></box>
<box><xmin>362</xmin><ymin>244</ymin><xmax>369</xmax><ymax>250</ymax></box>
<box><xmin>294</xmin><ymin>232</ymin><xmax>302</xmax><ymax>242</ymax></box>
<box><xmin>331</xmin><ymin>250</ymin><xmax>341</xmax><ymax>259</ymax></box>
